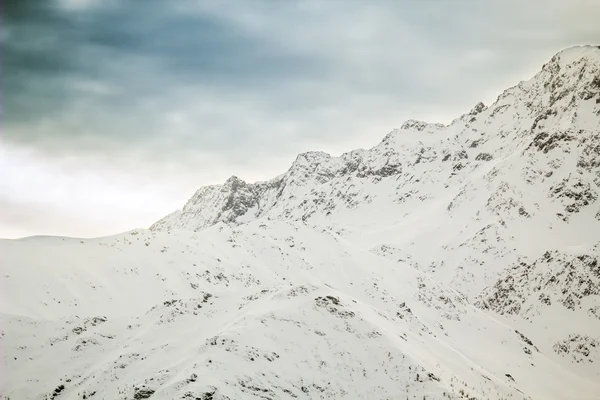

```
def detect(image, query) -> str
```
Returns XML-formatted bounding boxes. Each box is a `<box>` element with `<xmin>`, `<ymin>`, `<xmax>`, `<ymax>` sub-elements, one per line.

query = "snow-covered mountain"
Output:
<box><xmin>152</xmin><ymin>45</ymin><xmax>600</xmax><ymax>297</ymax></box>
<box><xmin>2</xmin><ymin>45</ymin><xmax>600</xmax><ymax>400</ymax></box>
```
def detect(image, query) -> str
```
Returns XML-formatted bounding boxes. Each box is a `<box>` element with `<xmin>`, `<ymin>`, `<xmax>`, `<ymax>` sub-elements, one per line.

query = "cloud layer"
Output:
<box><xmin>3</xmin><ymin>0</ymin><xmax>600</xmax><ymax>237</ymax></box>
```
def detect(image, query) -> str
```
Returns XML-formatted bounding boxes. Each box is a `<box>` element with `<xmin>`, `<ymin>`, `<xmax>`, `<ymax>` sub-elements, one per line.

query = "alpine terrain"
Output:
<box><xmin>2</xmin><ymin>45</ymin><xmax>600</xmax><ymax>400</ymax></box>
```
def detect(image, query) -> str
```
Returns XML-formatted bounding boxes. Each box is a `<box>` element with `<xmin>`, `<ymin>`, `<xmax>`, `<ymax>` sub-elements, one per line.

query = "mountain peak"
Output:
<box><xmin>224</xmin><ymin>175</ymin><xmax>246</xmax><ymax>188</ymax></box>
<box><xmin>539</xmin><ymin>45</ymin><xmax>600</xmax><ymax>78</ymax></box>
<box><xmin>290</xmin><ymin>151</ymin><xmax>332</xmax><ymax>170</ymax></box>
<box><xmin>550</xmin><ymin>45</ymin><xmax>600</xmax><ymax>64</ymax></box>
<box><xmin>468</xmin><ymin>102</ymin><xmax>487</xmax><ymax>115</ymax></box>
<box><xmin>294</xmin><ymin>151</ymin><xmax>331</xmax><ymax>162</ymax></box>
<box><xmin>397</xmin><ymin>120</ymin><xmax>447</xmax><ymax>136</ymax></box>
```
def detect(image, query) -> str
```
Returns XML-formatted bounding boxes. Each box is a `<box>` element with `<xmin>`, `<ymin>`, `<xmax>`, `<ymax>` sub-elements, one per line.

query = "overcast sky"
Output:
<box><xmin>2</xmin><ymin>0</ymin><xmax>599</xmax><ymax>238</ymax></box>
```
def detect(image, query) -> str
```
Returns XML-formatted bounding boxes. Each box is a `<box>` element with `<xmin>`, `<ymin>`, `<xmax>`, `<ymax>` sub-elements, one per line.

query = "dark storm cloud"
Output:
<box><xmin>0</xmin><ymin>0</ymin><xmax>425</xmax><ymax>158</ymax></box>
<box><xmin>2</xmin><ymin>0</ymin><xmax>328</xmax><ymax>153</ymax></box>
<box><xmin>3</xmin><ymin>1</ymin><xmax>82</xmax><ymax>121</ymax></box>
<box><xmin>3</xmin><ymin>0</ymin><xmax>600</xmax><ymax>163</ymax></box>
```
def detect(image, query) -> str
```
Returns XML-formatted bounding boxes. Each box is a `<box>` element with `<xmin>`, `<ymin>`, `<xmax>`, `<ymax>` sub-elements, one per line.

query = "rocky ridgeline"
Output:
<box><xmin>151</xmin><ymin>47</ymin><xmax>600</xmax><ymax>235</ymax></box>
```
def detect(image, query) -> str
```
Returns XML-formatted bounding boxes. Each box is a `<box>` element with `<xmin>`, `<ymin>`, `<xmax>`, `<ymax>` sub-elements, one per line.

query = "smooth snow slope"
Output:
<box><xmin>2</xmin><ymin>45</ymin><xmax>600</xmax><ymax>400</ymax></box>
<box><xmin>2</xmin><ymin>224</ymin><xmax>599</xmax><ymax>400</ymax></box>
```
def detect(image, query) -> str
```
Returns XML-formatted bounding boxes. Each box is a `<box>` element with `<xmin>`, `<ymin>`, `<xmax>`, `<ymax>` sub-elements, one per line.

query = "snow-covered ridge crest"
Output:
<box><xmin>151</xmin><ymin>45</ymin><xmax>600</xmax><ymax>234</ymax></box>
<box><xmin>399</xmin><ymin>119</ymin><xmax>447</xmax><ymax>132</ymax></box>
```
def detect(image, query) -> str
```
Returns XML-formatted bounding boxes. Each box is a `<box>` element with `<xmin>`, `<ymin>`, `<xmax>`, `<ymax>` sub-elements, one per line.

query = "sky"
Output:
<box><xmin>2</xmin><ymin>0</ymin><xmax>600</xmax><ymax>239</ymax></box>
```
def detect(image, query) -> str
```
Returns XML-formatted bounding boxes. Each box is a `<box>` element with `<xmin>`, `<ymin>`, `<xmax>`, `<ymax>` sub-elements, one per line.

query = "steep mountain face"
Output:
<box><xmin>2</xmin><ymin>46</ymin><xmax>600</xmax><ymax>400</ymax></box>
<box><xmin>153</xmin><ymin>45</ymin><xmax>600</xmax><ymax>297</ymax></box>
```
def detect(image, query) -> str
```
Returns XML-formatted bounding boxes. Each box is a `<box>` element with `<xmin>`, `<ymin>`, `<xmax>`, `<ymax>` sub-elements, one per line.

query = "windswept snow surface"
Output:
<box><xmin>2</xmin><ymin>46</ymin><xmax>600</xmax><ymax>399</ymax></box>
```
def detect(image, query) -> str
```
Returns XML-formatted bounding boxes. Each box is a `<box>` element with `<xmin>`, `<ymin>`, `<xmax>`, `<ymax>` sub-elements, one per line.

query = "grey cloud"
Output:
<box><xmin>4</xmin><ymin>0</ymin><xmax>600</xmax><ymax>169</ymax></box>
<box><xmin>3</xmin><ymin>0</ymin><xmax>326</xmax><ymax>126</ymax></box>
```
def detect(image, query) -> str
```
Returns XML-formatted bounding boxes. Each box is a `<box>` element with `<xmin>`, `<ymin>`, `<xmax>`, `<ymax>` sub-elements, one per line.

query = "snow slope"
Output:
<box><xmin>2</xmin><ymin>45</ymin><xmax>600</xmax><ymax>400</ymax></box>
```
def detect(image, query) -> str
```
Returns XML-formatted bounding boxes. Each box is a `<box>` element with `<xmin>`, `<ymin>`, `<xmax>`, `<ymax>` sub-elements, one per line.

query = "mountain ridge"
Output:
<box><xmin>151</xmin><ymin>45</ymin><xmax>600</xmax><ymax>234</ymax></box>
